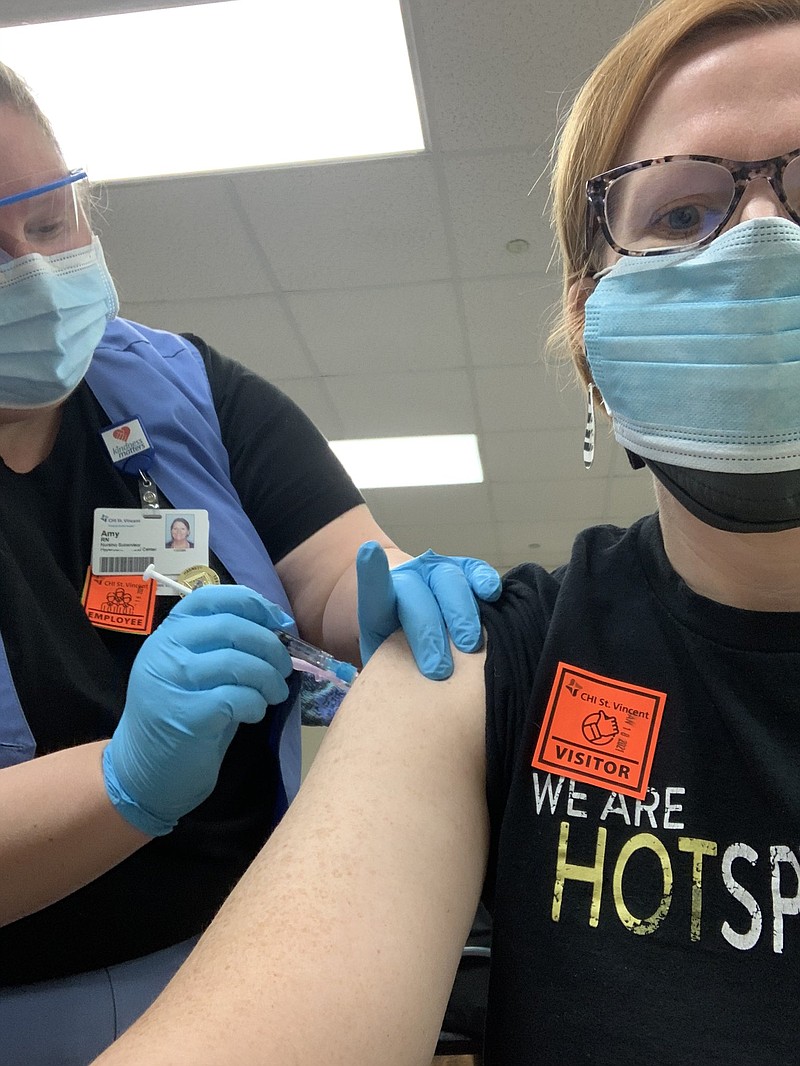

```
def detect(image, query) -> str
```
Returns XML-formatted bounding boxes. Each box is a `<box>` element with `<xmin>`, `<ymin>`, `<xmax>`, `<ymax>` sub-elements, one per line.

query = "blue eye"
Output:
<box><xmin>664</xmin><ymin>205</ymin><xmax>701</xmax><ymax>231</ymax></box>
<box><xmin>650</xmin><ymin>202</ymin><xmax>704</xmax><ymax>236</ymax></box>
<box><xmin>643</xmin><ymin>199</ymin><xmax>724</xmax><ymax>245</ymax></box>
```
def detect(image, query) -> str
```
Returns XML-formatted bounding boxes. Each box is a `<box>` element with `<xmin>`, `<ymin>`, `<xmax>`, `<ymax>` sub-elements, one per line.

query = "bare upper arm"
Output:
<box><xmin>95</xmin><ymin>634</ymin><xmax>489</xmax><ymax>1066</ymax></box>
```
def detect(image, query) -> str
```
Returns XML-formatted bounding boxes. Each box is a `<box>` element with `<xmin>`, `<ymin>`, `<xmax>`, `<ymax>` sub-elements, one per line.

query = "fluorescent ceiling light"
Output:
<box><xmin>329</xmin><ymin>435</ymin><xmax>485</xmax><ymax>490</ymax></box>
<box><xmin>0</xmin><ymin>0</ymin><xmax>424</xmax><ymax>182</ymax></box>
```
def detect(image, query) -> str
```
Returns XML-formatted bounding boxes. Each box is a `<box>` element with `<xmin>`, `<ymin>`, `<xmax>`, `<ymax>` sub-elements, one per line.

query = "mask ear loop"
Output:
<box><xmin>583</xmin><ymin>382</ymin><xmax>596</xmax><ymax>469</ymax></box>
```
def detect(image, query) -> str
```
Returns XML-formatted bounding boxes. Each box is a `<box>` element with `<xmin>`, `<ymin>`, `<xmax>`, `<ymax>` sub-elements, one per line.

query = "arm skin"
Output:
<box><xmin>94</xmin><ymin>635</ymin><xmax>489</xmax><ymax>1066</ymax></box>
<box><xmin>0</xmin><ymin>741</ymin><xmax>149</xmax><ymax>926</ymax></box>
<box><xmin>276</xmin><ymin>502</ymin><xmax>410</xmax><ymax>665</ymax></box>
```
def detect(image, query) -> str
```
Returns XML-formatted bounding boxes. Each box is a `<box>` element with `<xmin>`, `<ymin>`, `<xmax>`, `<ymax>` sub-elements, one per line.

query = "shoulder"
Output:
<box><xmin>568</xmin><ymin>518</ymin><xmax>649</xmax><ymax>567</ymax></box>
<box><xmin>482</xmin><ymin>521</ymin><xmax>648</xmax><ymax>643</ymax></box>
<box><xmin>100</xmin><ymin>318</ymin><xmax>201</xmax><ymax>361</ymax></box>
<box><xmin>480</xmin><ymin>521</ymin><xmax>646</xmax><ymax>735</ymax></box>
<box><xmin>484</xmin><ymin>516</ymin><xmax>640</xmax><ymax>595</ymax></box>
<box><xmin>181</xmin><ymin>333</ymin><xmax>284</xmax><ymax>399</ymax></box>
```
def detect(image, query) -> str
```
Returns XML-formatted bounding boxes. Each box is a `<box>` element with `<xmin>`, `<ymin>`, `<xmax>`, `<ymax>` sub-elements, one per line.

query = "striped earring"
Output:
<box><xmin>583</xmin><ymin>382</ymin><xmax>596</xmax><ymax>469</ymax></box>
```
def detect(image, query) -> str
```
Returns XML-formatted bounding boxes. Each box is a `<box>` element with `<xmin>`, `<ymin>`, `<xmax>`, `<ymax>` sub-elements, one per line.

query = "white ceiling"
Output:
<box><xmin>0</xmin><ymin>0</ymin><xmax>658</xmax><ymax>572</ymax></box>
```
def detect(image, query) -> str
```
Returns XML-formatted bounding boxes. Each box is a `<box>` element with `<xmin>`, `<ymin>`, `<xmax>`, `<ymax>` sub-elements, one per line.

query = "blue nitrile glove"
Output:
<box><xmin>356</xmin><ymin>541</ymin><xmax>502</xmax><ymax>681</ymax></box>
<box><xmin>103</xmin><ymin>584</ymin><xmax>294</xmax><ymax>836</ymax></box>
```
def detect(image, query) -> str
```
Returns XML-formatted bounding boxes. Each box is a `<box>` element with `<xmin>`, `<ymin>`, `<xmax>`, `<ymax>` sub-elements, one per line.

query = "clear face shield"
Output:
<box><xmin>0</xmin><ymin>168</ymin><xmax>90</xmax><ymax>264</ymax></box>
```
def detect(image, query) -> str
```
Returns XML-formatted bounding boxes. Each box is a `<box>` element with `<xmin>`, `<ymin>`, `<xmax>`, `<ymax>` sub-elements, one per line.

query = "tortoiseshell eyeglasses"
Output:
<box><xmin>585</xmin><ymin>148</ymin><xmax>800</xmax><ymax>256</ymax></box>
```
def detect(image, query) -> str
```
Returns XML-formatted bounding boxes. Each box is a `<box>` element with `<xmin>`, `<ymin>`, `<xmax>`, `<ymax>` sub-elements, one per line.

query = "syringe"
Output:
<box><xmin>143</xmin><ymin>564</ymin><xmax>358</xmax><ymax>689</ymax></box>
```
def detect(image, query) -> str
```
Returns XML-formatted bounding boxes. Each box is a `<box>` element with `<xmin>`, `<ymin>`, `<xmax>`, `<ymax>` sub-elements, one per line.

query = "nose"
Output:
<box><xmin>732</xmin><ymin>175</ymin><xmax>792</xmax><ymax>225</ymax></box>
<box><xmin>0</xmin><ymin>233</ymin><xmax>39</xmax><ymax>261</ymax></box>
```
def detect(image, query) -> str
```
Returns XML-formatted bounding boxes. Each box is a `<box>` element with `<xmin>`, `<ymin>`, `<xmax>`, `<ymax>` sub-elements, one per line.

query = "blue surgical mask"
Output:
<box><xmin>584</xmin><ymin>217</ymin><xmax>800</xmax><ymax>532</ymax></box>
<box><xmin>584</xmin><ymin>217</ymin><xmax>800</xmax><ymax>474</ymax></box>
<box><xmin>0</xmin><ymin>236</ymin><xmax>118</xmax><ymax>410</ymax></box>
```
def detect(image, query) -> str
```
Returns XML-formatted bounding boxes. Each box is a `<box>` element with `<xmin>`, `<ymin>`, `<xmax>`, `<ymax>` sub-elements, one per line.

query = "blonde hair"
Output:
<box><xmin>550</xmin><ymin>0</ymin><xmax>800</xmax><ymax>387</ymax></box>
<box><xmin>0</xmin><ymin>59</ymin><xmax>61</xmax><ymax>151</ymax></box>
<box><xmin>0</xmin><ymin>60</ymin><xmax>97</xmax><ymax>225</ymax></box>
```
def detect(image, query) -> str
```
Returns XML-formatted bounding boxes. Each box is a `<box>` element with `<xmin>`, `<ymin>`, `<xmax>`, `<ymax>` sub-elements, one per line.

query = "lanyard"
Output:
<box><xmin>100</xmin><ymin>415</ymin><xmax>163</xmax><ymax>508</ymax></box>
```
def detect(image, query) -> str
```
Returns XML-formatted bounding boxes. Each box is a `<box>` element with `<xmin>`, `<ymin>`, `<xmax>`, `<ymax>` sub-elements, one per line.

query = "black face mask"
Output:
<box><xmin>626</xmin><ymin>451</ymin><xmax>800</xmax><ymax>533</ymax></box>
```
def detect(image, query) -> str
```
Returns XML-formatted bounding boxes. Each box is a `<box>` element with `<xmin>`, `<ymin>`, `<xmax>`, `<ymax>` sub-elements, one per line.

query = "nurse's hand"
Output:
<box><xmin>103</xmin><ymin>585</ymin><xmax>294</xmax><ymax>836</ymax></box>
<box><xmin>356</xmin><ymin>541</ymin><xmax>501</xmax><ymax>680</ymax></box>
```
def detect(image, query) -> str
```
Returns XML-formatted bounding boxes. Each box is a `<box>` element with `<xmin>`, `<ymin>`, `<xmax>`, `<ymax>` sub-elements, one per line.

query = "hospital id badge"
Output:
<box><xmin>91</xmin><ymin>508</ymin><xmax>210</xmax><ymax>592</ymax></box>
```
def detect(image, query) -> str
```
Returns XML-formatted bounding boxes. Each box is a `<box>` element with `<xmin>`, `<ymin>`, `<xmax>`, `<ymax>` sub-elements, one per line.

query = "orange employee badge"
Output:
<box><xmin>82</xmin><ymin>568</ymin><xmax>157</xmax><ymax>634</ymax></box>
<box><xmin>532</xmin><ymin>662</ymin><xmax>667</xmax><ymax>800</ymax></box>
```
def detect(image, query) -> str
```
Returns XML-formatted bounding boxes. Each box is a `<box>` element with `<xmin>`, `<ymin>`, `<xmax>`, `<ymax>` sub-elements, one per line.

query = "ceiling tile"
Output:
<box><xmin>0</xmin><ymin>0</ymin><xmax>218</xmax><ymax>25</ymax></box>
<box><xmin>412</xmin><ymin>0</ymin><xmax>559</xmax><ymax>154</ymax></box>
<box><xmin>606</xmin><ymin>476</ymin><xmax>659</xmax><ymax>526</ymax></box>
<box><xmin>362</xmin><ymin>484</ymin><xmax>493</xmax><ymax>529</ymax></box>
<box><xmin>118</xmin><ymin>295</ymin><xmax>314</xmax><ymax>380</ymax></box>
<box><xmin>481</xmin><ymin>427</ymin><xmax>614</xmax><ymax>482</ymax></box>
<box><xmin>474</xmin><ymin>363</ymin><xmax>581</xmax><ymax>432</ymax></box>
<box><xmin>493</xmin><ymin>477</ymin><xmax>608</xmax><ymax>522</ymax></box>
<box><xmin>411</xmin><ymin>0</ymin><xmax>646</xmax><ymax>153</ymax></box>
<box><xmin>325</xmin><ymin>369</ymin><xmax>477</xmax><ymax>437</ymax></box>
<box><xmin>460</xmin><ymin>273</ymin><xmax>560</xmax><ymax>366</ymax></box>
<box><xmin>442</xmin><ymin>151</ymin><xmax>553</xmax><ymax>277</ymax></box>
<box><xmin>232</xmin><ymin>156</ymin><xmax>450</xmax><ymax>290</ymax></box>
<box><xmin>287</xmin><ymin>282</ymin><xmax>465</xmax><ymax>374</ymax></box>
<box><xmin>98</xmin><ymin>177</ymin><xmax>273</xmax><ymax>302</ymax></box>
<box><xmin>496</xmin><ymin>517</ymin><xmax>606</xmax><ymax>572</ymax></box>
<box><xmin>372</xmin><ymin>522</ymin><xmax>500</xmax><ymax>563</ymax></box>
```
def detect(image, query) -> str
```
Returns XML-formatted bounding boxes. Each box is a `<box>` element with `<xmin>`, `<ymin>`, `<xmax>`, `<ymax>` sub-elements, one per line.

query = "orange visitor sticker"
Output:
<box><xmin>532</xmin><ymin>661</ymin><xmax>667</xmax><ymax>800</ymax></box>
<box><xmin>81</xmin><ymin>568</ymin><xmax>157</xmax><ymax>634</ymax></box>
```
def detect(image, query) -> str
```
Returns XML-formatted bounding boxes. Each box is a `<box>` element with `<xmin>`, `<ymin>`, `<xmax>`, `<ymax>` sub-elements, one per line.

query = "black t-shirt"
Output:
<box><xmin>481</xmin><ymin>514</ymin><xmax>800</xmax><ymax>1065</ymax></box>
<box><xmin>0</xmin><ymin>331</ymin><xmax>362</xmax><ymax>984</ymax></box>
